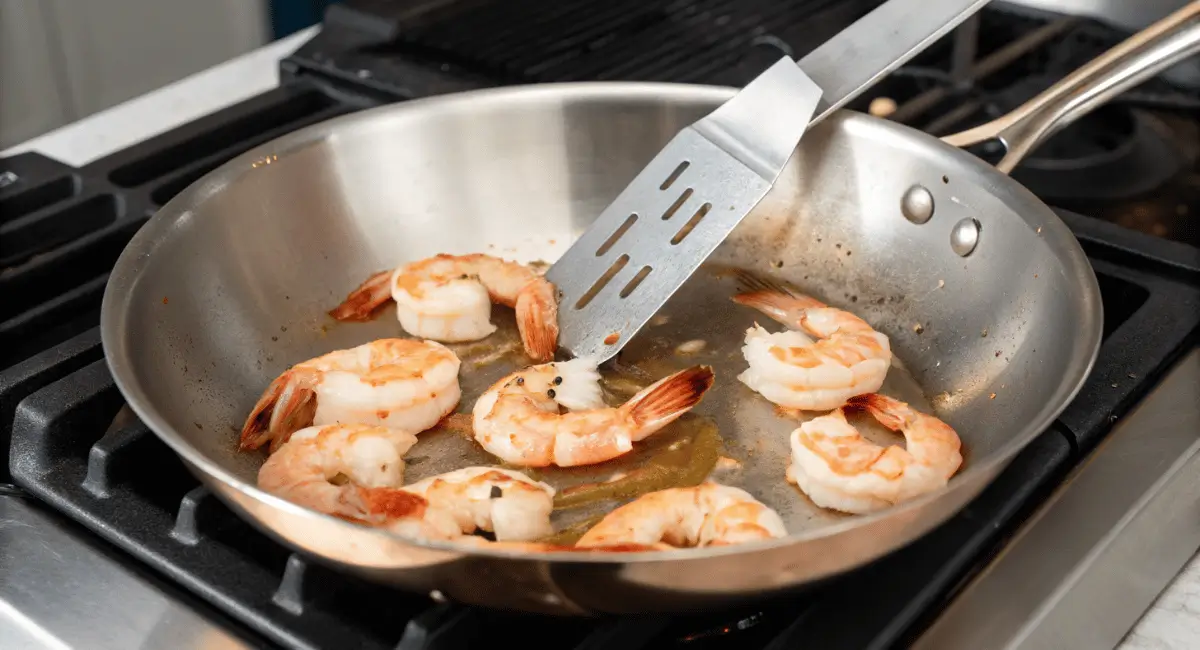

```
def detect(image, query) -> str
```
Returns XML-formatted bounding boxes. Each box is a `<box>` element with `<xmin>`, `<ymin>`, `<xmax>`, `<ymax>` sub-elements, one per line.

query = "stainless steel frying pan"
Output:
<box><xmin>100</xmin><ymin>5</ymin><xmax>1200</xmax><ymax>614</ymax></box>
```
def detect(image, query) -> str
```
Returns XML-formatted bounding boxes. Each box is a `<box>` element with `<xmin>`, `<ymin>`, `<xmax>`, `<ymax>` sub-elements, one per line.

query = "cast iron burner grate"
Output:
<box><xmin>300</xmin><ymin>0</ymin><xmax>880</xmax><ymax>86</ymax></box>
<box><xmin>0</xmin><ymin>82</ymin><xmax>362</xmax><ymax>372</ymax></box>
<box><xmin>845</xmin><ymin>9</ymin><xmax>1200</xmax><ymax>214</ymax></box>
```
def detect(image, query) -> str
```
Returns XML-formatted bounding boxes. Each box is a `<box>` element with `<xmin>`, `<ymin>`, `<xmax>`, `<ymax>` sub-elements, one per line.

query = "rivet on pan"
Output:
<box><xmin>950</xmin><ymin>218</ymin><xmax>981</xmax><ymax>257</ymax></box>
<box><xmin>0</xmin><ymin>171</ymin><xmax>18</xmax><ymax>189</ymax></box>
<box><xmin>430</xmin><ymin>590</ymin><xmax>447</xmax><ymax>603</ymax></box>
<box><xmin>900</xmin><ymin>185</ymin><xmax>935</xmax><ymax>224</ymax></box>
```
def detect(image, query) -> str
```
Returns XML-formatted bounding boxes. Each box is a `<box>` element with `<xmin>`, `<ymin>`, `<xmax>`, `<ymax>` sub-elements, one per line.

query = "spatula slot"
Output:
<box><xmin>619</xmin><ymin>266</ymin><xmax>654</xmax><ymax>299</ymax></box>
<box><xmin>662</xmin><ymin>188</ymin><xmax>694</xmax><ymax>221</ymax></box>
<box><xmin>596</xmin><ymin>214</ymin><xmax>638</xmax><ymax>257</ymax></box>
<box><xmin>574</xmin><ymin>254</ymin><xmax>630</xmax><ymax>309</ymax></box>
<box><xmin>660</xmin><ymin>161</ymin><xmax>690</xmax><ymax>190</ymax></box>
<box><xmin>671</xmin><ymin>202</ymin><xmax>713</xmax><ymax>245</ymax></box>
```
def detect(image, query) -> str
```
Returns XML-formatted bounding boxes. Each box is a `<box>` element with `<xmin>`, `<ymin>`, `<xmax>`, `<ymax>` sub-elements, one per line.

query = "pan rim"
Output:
<box><xmin>100</xmin><ymin>80</ymin><xmax>1103</xmax><ymax>564</ymax></box>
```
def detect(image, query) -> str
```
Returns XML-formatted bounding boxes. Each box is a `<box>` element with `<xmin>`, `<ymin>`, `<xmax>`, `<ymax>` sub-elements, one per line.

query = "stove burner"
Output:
<box><xmin>1008</xmin><ymin>106</ymin><xmax>1184</xmax><ymax>203</ymax></box>
<box><xmin>844</xmin><ymin>8</ymin><xmax>1199</xmax><ymax>245</ymax></box>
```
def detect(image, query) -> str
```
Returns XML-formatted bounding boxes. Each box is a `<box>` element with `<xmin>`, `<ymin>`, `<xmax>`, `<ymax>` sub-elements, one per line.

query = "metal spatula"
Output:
<box><xmin>546</xmin><ymin>0</ymin><xmax>991</xmax><ymax>363</ymax></box>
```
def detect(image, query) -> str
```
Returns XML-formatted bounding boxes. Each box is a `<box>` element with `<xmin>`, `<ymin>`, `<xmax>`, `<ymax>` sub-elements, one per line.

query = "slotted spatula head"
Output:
<box><xmin>545</xmin><ymin>0</ymin><xmax>993</xmax><ymax>363</ymax></box>
<box><xmin>545</xmin><ymin>58</ymin><xmax>822</xmax><ymax>363</ymax></box>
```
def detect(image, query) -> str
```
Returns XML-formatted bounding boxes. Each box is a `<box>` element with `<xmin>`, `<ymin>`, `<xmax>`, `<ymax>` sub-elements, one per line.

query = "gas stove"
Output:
<box><xmin>2</xmin><ymin>1</ymin><xmax>1199</xmax><ymax>649</ymax></box>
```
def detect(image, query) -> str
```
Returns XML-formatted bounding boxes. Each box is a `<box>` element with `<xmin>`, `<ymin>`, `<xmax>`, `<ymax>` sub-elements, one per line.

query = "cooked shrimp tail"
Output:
<box><xmin>731</xmin><ymin>288</ymin><xmax>825</xmax><ymax>325</ymax></box>
<box><xmin>329</xmin><ymin>269</ymin><xmax>393</xmax><ymax>321</ymax></box>
<box><xmin>515</xmin><ymin>279</ymin><xmax>560</xmax><ymax>362</ymax></box>
<box><xmin>733</xmin><ymin>269</ymin><xmax>809</xmax><ymax>299</ymax></box>
<box><xmin>847</xmin><ymin>393</ymin><xmax>962</xmax><ymax>479</ymax></box>
<box><xmin>846</xmin><ymin>393</ymin><xmax>909</xmax><ymax>427</ymax></box>
<box><xmin>620</xmin><ymin>365</ymin><xmax>716</xmax><ymax>439</ymax></box>
<box><xmin>240</xmin><ymin>368</ymin><xmax>318</xmax><ymax>452</ymax></box>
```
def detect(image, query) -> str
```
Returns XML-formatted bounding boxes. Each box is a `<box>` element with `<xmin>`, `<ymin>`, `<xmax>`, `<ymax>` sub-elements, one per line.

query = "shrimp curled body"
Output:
<box><xmin>787</xmin><ymin>393</ymin><xmax>963</xmax><ymax>515</ymax></box>
<box><xmin>576</xmin><ymin>483</ymin><xmax>787</xmax><ymax>549</ymax></box>
<box><xmin>330</xmin><ymin>254</ymin><xmax>559</xmax><ymax>362</ymax></box>
<box><xmin>472</xmin><ymin>358</ymin><xmax>715</xmax><ymax>468</ymax></box>
<box><xmin>258</xmin><ymin>432</ymin><xmax>554</xmax><ymax>543</ymax></box>
<box><xmin>240</xmin><ymin>338</ymin><xmax>460</xmax><ymax>453</ymax></box>
<box><xmin>384</xmin><ymin>467</ymin><xmax>556</xmax><ymax>543</ymax></box>
<box><xmin>257</xmin><ymin>424</ymin><xmax>421</xmax><ymax>522</ymax></box>
<box><xmin>733</xmin><ymin>285</ymin><xmax>891</xmax><ymax>411</ymax></box>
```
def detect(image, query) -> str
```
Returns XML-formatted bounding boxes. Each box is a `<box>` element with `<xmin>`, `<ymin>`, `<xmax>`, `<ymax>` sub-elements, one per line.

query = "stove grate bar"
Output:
<box><xmin>0</xmin><ymin>329</ymin><xmax>104</xmax><ymax>482</ymax></box>
<box><xmin>273</xmin><ymin>555</ymin><xmax>309</xmax><ymax>616</ymax></box>
<box><xmin>348</xmin><ymin>0</ymin><xmax>871</xmax><ymax>85</ymax></box>
<box><xmin>5</xmin><ymin>352</ymin><xmax>426</xmax><ymax>650</ymax></box>
<box><xmin>171</xmin><ymin>485</ymin><xmax>213</xmax><ymax>546</ymax></box>
<box><xmin>81</xmin><ymin>414</ymin><xmax>148</xmax><ymax>499</ymax></box>
<box><xmin>396</xmin><ymin>605</ymin><xmax>483</xmax><ymax>650</ymax></box>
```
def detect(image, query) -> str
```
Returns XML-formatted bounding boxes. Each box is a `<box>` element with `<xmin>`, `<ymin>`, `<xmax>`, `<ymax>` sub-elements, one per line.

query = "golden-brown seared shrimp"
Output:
<box><xmin>256</xmin><ymin>424</ymin><xmax>421</xmax><ymax>521</ymax></box>
<box><xmin>329</xmin><ymin>253</ymin><xmax>559</xmax><ymax>362</ymax></box>
<box><xmin>576</xmin><ymin>482</ymin><xmax>787</xmax><ymax>549</ymax></box>
<box><xmin>732</xmin><ymin>278</ymin><xmax>891</xmax><ymax>411</ymax></box>
<box><xmin>240</xmin><ymin>338</ymin><xmax>460</xmax><ymax>453</ymax></box>
<box><xmin>471</xmin><ymin>358</ymin><xmax>715</xmax><ymax>468</ymax></box>
<box><xmin>787</xmin><ymin>393</ymin><xmax>963</xmax><ymax>515</ymax></box>
<box><xmin>383</xmin><ymin>467</ymin><xmax>556</xmax><ymax>543</ymax></box>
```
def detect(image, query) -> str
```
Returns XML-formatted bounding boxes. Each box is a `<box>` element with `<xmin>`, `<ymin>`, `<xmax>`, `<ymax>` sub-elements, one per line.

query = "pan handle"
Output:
<box><xmin>942</xmin><ymin>1</ymin><xmax>1200</xmax><ymax>174</ymax></box>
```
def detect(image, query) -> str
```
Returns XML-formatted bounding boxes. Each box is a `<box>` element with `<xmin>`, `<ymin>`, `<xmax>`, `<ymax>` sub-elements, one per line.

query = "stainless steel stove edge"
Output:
<box><xmin>915</xmin><ymin>347</ymin><xmax>1200</xmax><ymax>650</ymax></box>
<box><xmin>0</xmin><ymin>496</ymin><xmax>252</xmax><ymax>650</ymax></box>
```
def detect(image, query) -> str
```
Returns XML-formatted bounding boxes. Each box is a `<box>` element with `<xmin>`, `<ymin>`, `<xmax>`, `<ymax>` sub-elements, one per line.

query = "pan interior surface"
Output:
<box><xmin>103</xmin><ymin>84</ymin><xmax>1098</xmax><ymax>563</ymax></box>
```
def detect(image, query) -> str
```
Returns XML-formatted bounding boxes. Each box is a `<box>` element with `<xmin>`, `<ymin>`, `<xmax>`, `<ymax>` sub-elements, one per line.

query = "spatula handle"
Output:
<box><xmin>798</xmin><ymin>0</ymin><xmax>993</xmax><ymax>124</ymax></box>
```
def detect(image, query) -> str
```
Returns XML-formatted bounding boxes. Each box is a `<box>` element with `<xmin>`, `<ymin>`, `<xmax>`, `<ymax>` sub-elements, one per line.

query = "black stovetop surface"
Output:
<box><xmin>2</xmin><ymin>1</ymin><xmax>1199</xmax><ymax>649</ymax></box>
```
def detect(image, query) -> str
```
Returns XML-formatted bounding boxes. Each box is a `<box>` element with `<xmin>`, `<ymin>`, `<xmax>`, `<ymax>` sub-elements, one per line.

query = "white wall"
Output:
<box><xmin>0</xmin><ymin>0</ymin><xmax>270</xmax><ymax>149</ymax></box>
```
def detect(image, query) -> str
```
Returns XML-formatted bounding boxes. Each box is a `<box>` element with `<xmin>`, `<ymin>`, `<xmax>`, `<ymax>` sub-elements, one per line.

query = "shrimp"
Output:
<box><xmin>787</xmin><ymin>393</ymin><xmax>963</xmax><ymax>515</ymax></box>
<box><xmin>471</xmin><ymin>358</ymin><xmax>715</xmax><ymax>467</ymax></box>
<box><xmin>240</xmin><ymin>338</ymin><xmax>460</xmax><ymax>453</ymax></box>
<box><xmin>258</xmin><ymin>431</ymin><xmax>554</xmax><ymax>543</ymax></box>
<box><xmin>383</xmin><ymin>467</ymin><xmax>556</xmax><ymax>543</ymax></box>
<box><xmin>576</xmin><ymin>483</ymin><xmax>787</xmax><ymax>549</ymax></box>
<box><xmin>329</xmin><ymin>253</ymin><xmax>559</xmax><ymax>362</ymax></box>
<box><xmin>256</xmin><ymin>423</ymin><xmax>421</xmax><ymax>522</ymax></box>
<box><xmin>731</xmin><ymin>276</ymin><xmax>891</xmax><ymax>411</ymax></box>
